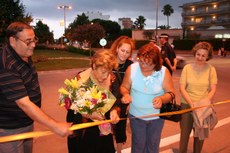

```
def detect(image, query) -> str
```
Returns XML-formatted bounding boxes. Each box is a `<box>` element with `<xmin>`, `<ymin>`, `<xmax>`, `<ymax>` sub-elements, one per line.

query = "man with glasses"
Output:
<box><xmin>0</xmin><ymin>22</ymin><xmax>72</xmax><ymax>153</ymax></box>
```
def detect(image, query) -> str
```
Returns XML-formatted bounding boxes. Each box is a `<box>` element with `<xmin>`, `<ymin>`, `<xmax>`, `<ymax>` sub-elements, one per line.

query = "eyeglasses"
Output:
<box><xmin>137</xmin><ymin>58</ymin><xmax>153</xmax><ymax>66</ymax></box>
<box><xmin>14</xmin><ymin>36</ymin><xmax>39</xmax><ymax>46</ymax></box>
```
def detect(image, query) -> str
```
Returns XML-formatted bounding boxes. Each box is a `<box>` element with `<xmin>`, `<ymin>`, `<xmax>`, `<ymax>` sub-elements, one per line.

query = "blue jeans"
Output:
<box><xmin>0</xmin><ymin>124</ymin><xmax>33</xmax><ymax>153</ymax></box>
<box><xmin>129</xmin><ymin>114</ymin><xmax>164</xmax><ymax>153</ymax></box>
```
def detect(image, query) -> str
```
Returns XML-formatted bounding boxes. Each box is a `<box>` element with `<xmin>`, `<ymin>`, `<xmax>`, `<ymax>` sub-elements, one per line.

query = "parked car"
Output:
<box><xmin>176</xmin><ymin>56</ymin><xmax>186</xmax><ymax>69</ymax></box>
<box><xmin>0</xmin><ymin>43</ymin><xmax>3</xmax><ymax>50</ymax></box>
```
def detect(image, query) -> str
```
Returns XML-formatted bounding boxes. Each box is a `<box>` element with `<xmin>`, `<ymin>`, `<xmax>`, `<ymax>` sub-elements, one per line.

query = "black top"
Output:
<box><xmin>115</xmin><ymin>59</ymin><xmax>133</xmax><ymax>82</ymax></box>
<box><xmin>161</xmin><ymin>42</ymin><xmax>176</xmax><ymax>74</ymax></box>
<box><xmin>112</xmin><ymin>59</ymin><xmax>133</xmax><ymax>117</ymax></box>
<box><xmin>0</xmin><ymin>44</ymin><xmax>41</xmax><ymax>129</ymax></box>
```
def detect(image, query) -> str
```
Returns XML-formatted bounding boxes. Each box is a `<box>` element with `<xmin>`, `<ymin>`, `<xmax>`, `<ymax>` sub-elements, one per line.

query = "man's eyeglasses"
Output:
<box><xmin>14</xmin><ymin>36</ymin><xmax>39</xmax><ymax>46</ymax></box>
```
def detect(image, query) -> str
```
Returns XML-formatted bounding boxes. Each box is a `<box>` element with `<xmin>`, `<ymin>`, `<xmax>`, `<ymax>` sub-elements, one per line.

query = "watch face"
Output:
<box><xmin>99</xmin><ymin>38</ymin><xmax>107</xmax><ymax>46</ymax></box>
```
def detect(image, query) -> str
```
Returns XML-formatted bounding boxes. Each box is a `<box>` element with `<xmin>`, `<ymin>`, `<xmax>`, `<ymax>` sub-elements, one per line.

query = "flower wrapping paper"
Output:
<box><xmin>58</xmin><ymin>75</ymin><xmax>116</xmax><ymax>117</ymax></box>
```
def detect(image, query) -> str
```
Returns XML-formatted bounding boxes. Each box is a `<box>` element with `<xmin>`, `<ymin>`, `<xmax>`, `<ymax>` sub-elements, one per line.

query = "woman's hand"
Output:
<box><xmin>121</xmin><ymin>94</ymin><xmax>132</xmax><ymax>104</ymax></box>
<box><xmin>152</xmin><ymin>97</ymin><xmax>163</xmax><ymax>109</ymax></box>
<box><xmin>110</xmin><ymin>109</ymin><xmax>120</xmax><ymax>124</ymax></box>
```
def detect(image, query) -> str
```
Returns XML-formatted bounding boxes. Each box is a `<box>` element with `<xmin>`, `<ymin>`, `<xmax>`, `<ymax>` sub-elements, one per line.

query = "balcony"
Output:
<box><xmin>181</xmin><ymin>19</ymin><xmax>230</xmax><ymax>29</ymax></box>
<box><xmin>182</xmin><ymin>6</ymin><xmax>230</xmax><ymax>17</ymax></box>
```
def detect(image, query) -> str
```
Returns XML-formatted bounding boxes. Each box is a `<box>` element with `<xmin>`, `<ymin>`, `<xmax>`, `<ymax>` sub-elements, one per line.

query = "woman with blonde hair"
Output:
<box><xmin>66</xmin><ymin>50</ymin><xmax>121</xmax><ymax>153</ymax></box>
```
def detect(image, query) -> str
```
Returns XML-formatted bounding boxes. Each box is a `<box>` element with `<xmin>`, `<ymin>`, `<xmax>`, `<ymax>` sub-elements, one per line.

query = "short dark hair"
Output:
<box><xmin>6</xmin><ymin>22</ymin><xmax>33</xmax><ymax>43</ymax></box>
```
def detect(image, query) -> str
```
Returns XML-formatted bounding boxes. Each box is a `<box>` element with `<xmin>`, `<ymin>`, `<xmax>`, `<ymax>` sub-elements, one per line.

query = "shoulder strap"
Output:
<box><xmin>167</xmin><ymin>92</ymin><xmax>176</xmax><ymax>104</ymax></box>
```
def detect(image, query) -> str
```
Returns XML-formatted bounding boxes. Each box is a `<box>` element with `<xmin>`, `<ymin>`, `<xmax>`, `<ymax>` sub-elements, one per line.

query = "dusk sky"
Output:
<box><xmin>22</xmin><ymin>0</ymin><xmax>200</xmax><ymax>38</ymax></box>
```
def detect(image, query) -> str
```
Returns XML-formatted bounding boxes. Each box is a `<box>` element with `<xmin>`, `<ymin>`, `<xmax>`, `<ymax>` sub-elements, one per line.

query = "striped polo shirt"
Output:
<box><xmin>0</xmin><ymin>44</ymin><xmax>41</xmax><ymax>129</ymax></box>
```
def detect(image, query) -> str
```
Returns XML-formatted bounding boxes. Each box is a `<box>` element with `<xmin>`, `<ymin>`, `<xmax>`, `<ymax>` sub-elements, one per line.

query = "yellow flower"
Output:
<box><xmin>58</xmin><ymin>88</ymin><xmax>69</xmax><ymax>95</ymax></box>
<box><xmin>85</xmin><ymin>100</ymin><xmax>92</xmax><ymax>107</ymax></box>
<box><xmin>71</xmin><ymin>77</ymin><xmax>79</xmax><ymax>88</ymax></box>
<box><xmin>90</xmin><ymin>86</ymin><xmax>102</xmax><ymax>99</ymax></box>
<box><xmin>60</xmin><ymin>103</ymin><xmax>65</xmax><ymax>107</ymax></box>
<box><xmin>64</xmin><ymin>79</ymin><xmax>72</xmax><ymax>86</ymax></box>
<box><xmin>64</xmin><ymin>77</ymin><xmax>79</xmax><ymax>89</ymax></box>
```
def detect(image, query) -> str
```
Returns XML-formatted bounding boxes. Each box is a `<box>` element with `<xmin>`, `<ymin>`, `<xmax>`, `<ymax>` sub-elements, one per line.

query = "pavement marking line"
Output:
<box><xmin>118</xmin><ymin>116</ymin><xmax>230</xmax><ymax>153</ymax></box>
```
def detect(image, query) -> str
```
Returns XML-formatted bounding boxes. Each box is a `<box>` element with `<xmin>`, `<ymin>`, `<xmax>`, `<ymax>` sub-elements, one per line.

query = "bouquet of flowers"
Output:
<box><xmin>58</xmin><ymin>76</ymin><xmax>116</xmax><ymax>117</ymax></box>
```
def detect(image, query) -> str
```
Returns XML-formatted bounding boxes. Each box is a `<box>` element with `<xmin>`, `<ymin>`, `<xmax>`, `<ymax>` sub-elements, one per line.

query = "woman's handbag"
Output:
<box><xmin>160</xmin><ymin>92</ymin><xmax>181</xmax><ymax>122</ymax></box>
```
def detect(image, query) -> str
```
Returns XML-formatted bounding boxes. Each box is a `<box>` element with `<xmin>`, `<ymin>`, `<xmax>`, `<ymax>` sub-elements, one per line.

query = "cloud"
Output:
<box><xmin>23</xmin><ymin>0</ymin><xmax>199</xmax><ymax>38</ymax></box>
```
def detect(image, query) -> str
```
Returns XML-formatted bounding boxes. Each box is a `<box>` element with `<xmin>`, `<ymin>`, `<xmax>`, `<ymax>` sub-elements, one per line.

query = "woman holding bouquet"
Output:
<box><xmin>120</xmin><ymin>43</ymin><xmax>175</xmax><ymax>153</ymax></box>
<box><xmin>110</xmin><ymin>36</ymin><xmax>135</xmax><ymax>153</ymax></box>
<box><xmin>66</xmin><ymin>50</ymin><xmax>121</xmax><ymax>153</ymax></box>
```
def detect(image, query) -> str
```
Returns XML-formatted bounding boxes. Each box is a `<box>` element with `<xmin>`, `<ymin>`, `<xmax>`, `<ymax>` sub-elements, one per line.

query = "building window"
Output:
<box><xmin>191</xmin><ymin>7</ymin><xmax>195</xmax><ymax>12</ymax></box>
<box><xmin>213</xmin><ymin>4</ymin><xmax>217</xmax><ymax>9</ymax></box>
<box><xmin>195</xmin><ymin>18</ymin><xmax>202</xmax><ymax>23</ymax></box>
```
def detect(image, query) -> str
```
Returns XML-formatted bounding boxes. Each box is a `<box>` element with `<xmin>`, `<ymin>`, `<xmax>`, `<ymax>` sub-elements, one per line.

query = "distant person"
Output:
<box><xmin>110</xmin><ymin>36</ymin><xmax>135</xmax><ymax>153</ymax></box>
<box><xmin>179</xmin><ymin>42</ymin><xmax>218</xmax><ymax>153</ymax></box>
<box><xmin>219</xmin><ymin>47</ymin><xmax>227</xmax><ymax>57</ymax></box>
<box><xmin>120</xmin><ymin>43</ymin><xmax>175</xmax><ymax>153</ymax></box>
<box><xmin>159</xmin><ymin>33</ymin><xmax>177</xmax><ymax>75</ymax></box>
<box><xmin>0</xmin><ymin>22</ymin><xmax>72</xmax><ymax>153</ymax></box>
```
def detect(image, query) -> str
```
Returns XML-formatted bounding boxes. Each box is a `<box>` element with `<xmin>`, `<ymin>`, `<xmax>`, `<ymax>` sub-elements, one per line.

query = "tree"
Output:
<box><xmin>68</xmin><ymin>13</ymin><xmax>90</xmax><ymax>28</ymax></box>
<box><xmin>161</xmin><ymin>4</ymin><xmax>174</xmax><ymax>29</ymax></box>
<box><xmin>143</xmin><ymin>30</ymin><xmax>154</xmax><ymax>40</ymax></box>
<box><xmin>91</xmin><ymin>19</ymin><xmax>121</xmax><ymax>41</ymax></box>
<box><xmin>70</xmin><ymin>23</ymin><xmax>105</xmax><ymax>46</ymax></box>
<box><xmin>119</xmin><ymin>29</ymin><xmax>132</xmax><ymax>38</ymax></box>
<box><xmin>34</xmin><ymin>21</ymin><xmax>54</xmax><ymax>44</ymax></box>
<box><xmin>0</xmin><ymin>0</ymin><xmax>32</xmax><ymax>43</ymax></box>
<box><xmin>158</xmin><ymin>25</ymin><xmax>171</xmax><ymax>29</ymax></box>
<box><xmin>134</xmin><ymin>16</ymin><xmax>146</xmax><ymax>30</ymax></box>
<box><xmin>66</xmin><ymin>13</ymin><xmax>90</xmax><ymax>40</ymax></box>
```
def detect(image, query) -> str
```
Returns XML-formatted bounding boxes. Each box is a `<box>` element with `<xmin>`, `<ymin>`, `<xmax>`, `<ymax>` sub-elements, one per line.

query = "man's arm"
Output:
<box><xmin>164</xmin><ymin>57</ymin><xmax>174</xmax><ymax>70</ymax></box>
<box><xmin>16</xmin><ymin>96</ymin><xmax>72</xmax><ymax>137</ymax></box>
<box><xmin>172</xmin><ymin>58</ymin><xmax>177</xmax><ymax>72</ymax></box>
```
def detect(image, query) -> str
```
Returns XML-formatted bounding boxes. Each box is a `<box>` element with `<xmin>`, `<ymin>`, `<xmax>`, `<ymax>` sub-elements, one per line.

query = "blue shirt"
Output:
<box><xmin>129</xmin><ymin>62</ymin><xmax>166</xmax><ymax>120</ymax></box>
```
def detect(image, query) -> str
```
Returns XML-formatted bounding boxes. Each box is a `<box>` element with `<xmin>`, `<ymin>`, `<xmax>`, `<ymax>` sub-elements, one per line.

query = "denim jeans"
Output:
<box><xmin>129</xmin><ymin>114</ymin><xmax>164</xmax><ymax>153</ymax></box>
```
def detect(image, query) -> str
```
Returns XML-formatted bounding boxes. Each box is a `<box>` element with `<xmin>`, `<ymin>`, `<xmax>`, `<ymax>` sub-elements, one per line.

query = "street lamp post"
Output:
<box><xmin>57</xmin><ymin>5</ymin><xmax>72</xmax><ymax>35</ymax></box>
<box><xmin>155</xmin><ymin>0</ymin><xmax>158</xmax><ymax>43</ymax></box>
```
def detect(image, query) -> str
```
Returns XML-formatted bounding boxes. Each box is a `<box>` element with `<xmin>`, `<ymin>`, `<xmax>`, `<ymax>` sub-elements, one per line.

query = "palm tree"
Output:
<box><xmin>134</xmin><ymin>15</ymin><xmax>146</xmax><ymax>30</ymax></box>
<box><xmin>161</xmin><ymin>4</ymin><xmax>174</xmax><ymax>29</ymax></box>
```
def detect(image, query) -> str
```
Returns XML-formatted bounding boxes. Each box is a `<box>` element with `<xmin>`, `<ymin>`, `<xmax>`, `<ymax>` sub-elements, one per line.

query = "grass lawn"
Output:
<box><xmin>33</xmin><ymin>49</ymin><xmax>90</xmax><ymax>71</ymax></box>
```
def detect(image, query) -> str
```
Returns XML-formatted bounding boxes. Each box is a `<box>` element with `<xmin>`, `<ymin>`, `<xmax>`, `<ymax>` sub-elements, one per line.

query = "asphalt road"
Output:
<box><xmin>32</xmin><ymin>55</ymin><xmax>230</xmax><ymax>153</ymax></box>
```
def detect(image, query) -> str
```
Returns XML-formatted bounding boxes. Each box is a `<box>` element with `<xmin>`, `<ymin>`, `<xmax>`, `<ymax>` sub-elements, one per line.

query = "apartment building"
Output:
<box><xmin>118</xmin><ymin>18</ymin><xmax>133</xmax><ymax>29</ymax></box>
<box><xmin>180</xmin><ymin>0</ymin><xmax>230</xmax><ymax>38</ymax></box>
<box><xmin>181</xmin><ymin>0</ymin><xmax>230</xmax><ymax>30</ymax></box>
<box><xmin>85</xmin><ymin>11</ymin><xmax>110</xmax><ymax>21</ymax></box>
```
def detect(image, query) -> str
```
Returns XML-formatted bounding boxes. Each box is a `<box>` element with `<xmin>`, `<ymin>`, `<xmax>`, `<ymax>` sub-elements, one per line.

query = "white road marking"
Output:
<box><xmin>119</xmin><ymin>116</ymin><xmax>230</xmax><ymax>153</ymax></box>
